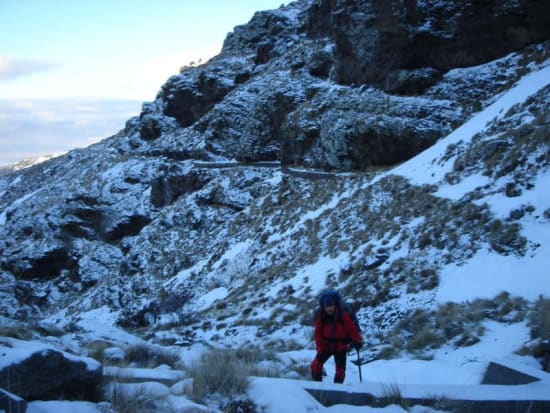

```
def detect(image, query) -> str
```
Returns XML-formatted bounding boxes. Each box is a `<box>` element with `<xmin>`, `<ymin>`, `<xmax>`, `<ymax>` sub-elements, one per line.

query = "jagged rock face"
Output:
<box><xmin>304</xmin><ymin>0</ymin><xmax>550</xmax><ymax>90</ymax></box>
<box><xmin>127</xmin><ymin>0</ymin><xmax>550</xmax><ymax>171</ymax></box>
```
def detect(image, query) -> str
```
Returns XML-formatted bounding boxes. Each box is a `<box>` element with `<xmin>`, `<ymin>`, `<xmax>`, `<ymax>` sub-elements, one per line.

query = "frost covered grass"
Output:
<box><xmin>125</xmin><ymin>343</ymin><xmax>182</xmax><ymax>368</ymax></box>
<box><xmin>0</xmin><ymin>325</ymin><xmax>33</xmax><ymax>340</ymax></box>
<box><xmin>185</xmin><ymin>345</ymin><xmax>289</xmax><ymax>402</ymax></box>
<box><xmin>105</xmin><ymin>383</ymin><xmax>152</xmax><ymax>413</ymax></box>
<box><xmin>382</xmin><ymin>292</ymin><xmax>531</xmax><ymax>356</ymax></box>
<box><xmin>381</xmin><ymin>382</ymin><xmax>408</xmax><ymax>410</ymax></box>
<box><xmin>87</xmin><ymin>341</ymin><xmax>182</xmax><ymax>369</ymax></box>
<box><xmin>528</xmin><ymin>297</ymin><xmax>550</xmax><ymax>343</ymax></box>
<box><xmin>186</xmin><ymin>347</ymin><xmax>252</xmax><ymax>401</ymax></box>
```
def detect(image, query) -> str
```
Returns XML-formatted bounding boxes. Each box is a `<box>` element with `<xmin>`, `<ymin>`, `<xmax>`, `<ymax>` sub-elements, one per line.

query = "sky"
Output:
<box><xmin>0</xmin><ymin>0</ymin><xmax>286</xmax><ymax>165</ymax></box>
<box><xmin>4</xmin><ymin>63</ymin><xmax>550</xmax><ymax>413</ymax></box>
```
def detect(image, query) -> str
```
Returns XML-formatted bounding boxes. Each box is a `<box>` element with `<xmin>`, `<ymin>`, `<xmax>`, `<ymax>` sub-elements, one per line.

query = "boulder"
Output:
<box><xmin>0</xmin><ymin>338</ymin><xmax>102</xmax><ymax>401</ymax></box>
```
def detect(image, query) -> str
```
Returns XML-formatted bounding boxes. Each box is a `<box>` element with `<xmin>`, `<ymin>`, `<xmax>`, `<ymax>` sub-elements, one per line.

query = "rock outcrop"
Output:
<box><xmin>124</xmin><ymin>0</ymin><xmax>550</xmax><ymax>170</ymax></box>
<box><xmin>305</xmin><ymin>0</ymin><xmax>550</xmax><ymax>89</ymax></box>
<box><xmin>0</xmin><ymin>338</ymin><xmax>102</xmax><ymax>401</ymax></box>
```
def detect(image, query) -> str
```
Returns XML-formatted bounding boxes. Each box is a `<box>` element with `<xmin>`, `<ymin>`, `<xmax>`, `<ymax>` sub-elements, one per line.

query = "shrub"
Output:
<box><xmin>381</xmin><ymin>382</ymin><xmax>408</xmax><ymax>409</ymax></box>
<box><xmin>222</xmin><ymin>398</ymin><xmax>258</xmax><ymax>413</ymax></box>
<box><xmin>86</xmin><ymin>340</ymin><xmax>113</xmax><ymax>363</ymax></box>
<box><xmin>106</xmin><ymin>383</ymin><xmax>146</xmax><ymax>413</ymax></box>
<box><xmin>0</xmin><ymin>325</ymin><xmax>33</xmax><ymax>340</ymax></box>
<box><xmin>529</xmin><ymin>296</ymin><xmax>550</xmax><ymax>340</ymax></box>
<box><xmin>105</xmin><ymin>382</ymin><xmax>173</xmax><ymax>413</ymax></box>
<box><xmin>187</xmin><ymin>348</ymin><xmax>250</xmax><ymax>401</ymax></box>
<box><xmin>390</xmin><ymin>293</ymin><xmax>529</xmax><ymax>354</ymax></box>
<box><xmin>407</xmin><ymin>327</ymin><xmax>442</xmax><ymax>351</ymax></box>
<box><xmin>126</xmin><ymin>343</ymin><xmax>181</xmax><ymax>368</ymax></box>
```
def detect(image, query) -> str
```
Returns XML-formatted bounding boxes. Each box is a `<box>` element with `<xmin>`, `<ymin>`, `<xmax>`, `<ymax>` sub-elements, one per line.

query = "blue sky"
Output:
<box><xmin>0</xmin><ymin>0</ymin><xmax>286</xmax><ymax>165</ymax></box>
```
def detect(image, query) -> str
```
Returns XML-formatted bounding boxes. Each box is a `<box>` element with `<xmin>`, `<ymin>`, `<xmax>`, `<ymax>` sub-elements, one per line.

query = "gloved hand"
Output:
<box><xmin>351</xmin><ymin>341</ymin><xmax>363</xmax><ymax>351</ymax></box>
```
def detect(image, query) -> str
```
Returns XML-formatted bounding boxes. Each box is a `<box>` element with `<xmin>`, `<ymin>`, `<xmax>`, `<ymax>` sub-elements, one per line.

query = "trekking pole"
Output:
<box><xmin>356</xmin><ymin>348</ymin><xmax>363</xmax><ymax>383</ymax></box>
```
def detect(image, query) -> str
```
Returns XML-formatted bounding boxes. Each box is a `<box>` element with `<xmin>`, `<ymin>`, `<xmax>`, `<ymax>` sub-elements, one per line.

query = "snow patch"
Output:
<box><xmin>437</xmin><ymin>246</ymin><xmax>550</xmax><ymax>302</ymax></box>
<box><xmin>196</xmin><ymin>287</ymin><xmax>229</xmax><ymax>311</ymax></box>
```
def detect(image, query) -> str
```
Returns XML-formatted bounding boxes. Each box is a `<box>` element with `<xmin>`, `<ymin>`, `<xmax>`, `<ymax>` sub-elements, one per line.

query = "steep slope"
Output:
<box><xmin>0</xmin><ymin>0</ymin><xmax>549</xmax><ymax>362</ymax></box>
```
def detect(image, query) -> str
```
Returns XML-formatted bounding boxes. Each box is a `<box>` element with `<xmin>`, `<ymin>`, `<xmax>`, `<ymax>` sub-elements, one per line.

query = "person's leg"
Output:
<box><xmin>333</xmin><ymin>351</ymin><xmax>347</xmax><ymax>383</ymax></box>
<box><xmin>311</xmin><ymin>352</ymin><xmax>331</xmax><ymax>381</ymax></box>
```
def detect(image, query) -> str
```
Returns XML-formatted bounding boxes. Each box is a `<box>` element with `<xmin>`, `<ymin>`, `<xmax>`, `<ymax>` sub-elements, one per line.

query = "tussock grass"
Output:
<box><xmin>381</xmin><ymin>382</ymin><xmax>408</xmax><ymax>409</ymax></box>
<box><xmin>187</xmin><ymin>345</ymin><xmax>283</xmax><ymax>402</ymax></box>
<box><xmin>105</xmin><ymin>383</ymin><xmax>148</xmax><ymax>413</ymax></box>
<box><xmin>0</xmin><ymin>325</ymin><xmax>33</xmax><ymax>340</ymax></box>
<box><xmin>105</xmin><ymin>382</ymin><xmax>174</xmax><ymax>413</ymax></box>
<box><xmin>529</xmin><ymin>296</ymin><xmax>550</xmax><ymax>340</ymax></box>
<box><xmin>89</xmin><ymin>341</ymin><xmax>182</xmax><ymax>369</ymax></box>
<box><xmin>125</xmin><ymin>343</ymin><xmax>181</xmax><ymax>368</ymax></box>
<box><xmin>86</xmin><ymin>340</ymin><xmax>114</xmax><ymax>363</ymax></box>
<box><xmin>187</xmin><ymin>348</ymin><xmax>250</xmax><ymax>401</ymax></box>
<box><xmin>390</xmin><ymin>293</ymin><xmax>529</xmax><ymax>354</ymax></box>
<box><xmin>222</xmin><ymin>398</ymin><xmax>258</xmax><ymax>413</ymax></box>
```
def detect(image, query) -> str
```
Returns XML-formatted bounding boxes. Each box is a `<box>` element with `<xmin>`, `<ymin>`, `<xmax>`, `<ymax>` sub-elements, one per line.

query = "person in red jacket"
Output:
<box><xmin>310</xmin><ymin>290</ymin><xmax>363</xmax><ymax>383</ymax></box>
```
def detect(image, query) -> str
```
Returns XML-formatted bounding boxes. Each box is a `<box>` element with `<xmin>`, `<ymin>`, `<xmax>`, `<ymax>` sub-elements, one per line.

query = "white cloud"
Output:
<box><xmin>0</xmin><ymin>55</ymin><xmax>60</xmax><ymax>81</ymax></box>
<box><xmin>0</xmin><ymin>98</ymin><xmax>142</xmax><ymax>165</ymax></box>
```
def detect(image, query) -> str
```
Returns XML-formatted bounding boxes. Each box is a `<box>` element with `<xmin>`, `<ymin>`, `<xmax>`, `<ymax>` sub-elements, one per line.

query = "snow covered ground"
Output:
<box><xmin>23</xmin><ymin>325</ymin><xmax>550</xmax><ymax>413</ymax></box>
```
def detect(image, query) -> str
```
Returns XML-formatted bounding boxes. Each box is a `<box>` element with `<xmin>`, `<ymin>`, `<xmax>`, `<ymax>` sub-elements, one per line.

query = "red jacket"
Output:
<box><xmin>314</xmin><ymin>307</ymin><xmax>362</xmax><ymax>353</ymax></box>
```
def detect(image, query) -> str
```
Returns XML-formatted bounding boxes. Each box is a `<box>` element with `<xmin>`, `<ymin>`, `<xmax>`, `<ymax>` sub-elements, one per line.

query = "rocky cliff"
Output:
<box><xmin>0</xmin><ymin>0</ymin><xmax>549</xmax><ymax>355</ymax></box>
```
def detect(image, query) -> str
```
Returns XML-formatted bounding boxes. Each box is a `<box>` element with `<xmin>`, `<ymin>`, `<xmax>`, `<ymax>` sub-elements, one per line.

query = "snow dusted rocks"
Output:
<box><xmin>0</xmin><ymin>337</ymin><xmax>102</xmax><ymax>401</ymax></box>
<box><xmin>304</xmin><ymin>0</ymin><xmax>550</xmax><ymax>88</ymax></box>
<box><xmin>122</xmin><ymin>0</ymin><xmax>550</xmax><ymax>170</ymax></box>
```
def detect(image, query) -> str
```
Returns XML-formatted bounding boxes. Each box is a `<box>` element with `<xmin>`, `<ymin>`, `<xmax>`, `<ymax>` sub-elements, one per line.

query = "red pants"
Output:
<box><xmin>311</xmin><ymin>351</ymin><xmax>347</xmax><ymax>383</ymax></box>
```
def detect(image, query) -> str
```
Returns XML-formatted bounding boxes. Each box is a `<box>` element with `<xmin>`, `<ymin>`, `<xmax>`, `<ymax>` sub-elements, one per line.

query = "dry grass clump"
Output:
<box><xmin>222</xmin><ymin>397</ymin><xmax>259</xmax><ymax>413</ymax></box>
<box><xmin>381</xmin><ymin>382</ymin><xmax>408</xmax><ymax>409</ymax></box>
<box><xmin>187</xmin><ymin>348</ymin><xmax>251</xmax><ymax>401</ymax></box>
<box><xmin>86</xmin><ymin>340</ymin><xmax>114</xmax><ymax>363</ymax></box>
<box><xmin>187</xmin><ymin>345</ymin><xmax>283</xmax><ymax>402</ymax></box>
<box><xmin>125</xmin><ymin>343</ymin><xmax>181</xmax><ymax>368</ymax></box>
<box><xmin>105</xmin><ymin>382</ymin><xmax>174</xmax><ymax>413</ymax></box>
<box><xmin>106</xmin><ymin>384</ymin><xmax>152</xmax><ymax>413</ymax></box>
<box><xmin>527</xmin><ymin>296</ymin><xmax>550</xmax><ymax>366</ymax></box>
<box><xmin>390</xmin><ymin>293</ymin><xmax>529</xmax><ymax>354</ymax></box>
<box><xmin>0</xmin><ymin>325</ymin><xmax>33</xmax><ymax>340</ymax></box>
<box><xmin>528</xmin><ymin>296</ymin><xmax>550</xmax><ymax>341</ymax></box>
<box><xmin>88</xmin><ymin>342</ymin><xmax>182</xmax><ymax>369</ymax></box>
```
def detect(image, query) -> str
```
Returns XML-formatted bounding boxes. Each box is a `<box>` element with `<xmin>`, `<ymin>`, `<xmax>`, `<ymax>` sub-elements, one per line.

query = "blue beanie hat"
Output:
<box><xmin>323</xmin><ymin>295</ymin><xmax>336</xmax><ymax>306</ymax></box>
<box><xmin>321</xmin><ymin>290</ymin><xmax>339</xmax><ymax>307</ymax></box>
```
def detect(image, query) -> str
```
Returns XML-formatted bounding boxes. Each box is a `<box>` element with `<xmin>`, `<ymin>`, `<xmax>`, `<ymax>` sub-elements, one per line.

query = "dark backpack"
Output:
<box><xmin>341</xmin><ymin>301</ymin><xmax>361</xmax><ymax>335</ymax></box>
